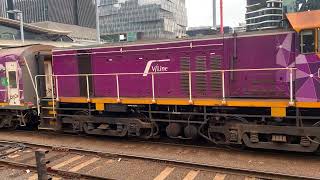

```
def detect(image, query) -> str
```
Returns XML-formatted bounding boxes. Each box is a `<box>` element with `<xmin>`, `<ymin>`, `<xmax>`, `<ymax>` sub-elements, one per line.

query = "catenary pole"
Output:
<box><xmin>220</xmin><ymin>0</ymin><xmax>224</xmax><ymax>34</ymax></box>
<box><xmin>95</xmin><ymin>0</ymin><xmax>101</xmax><ymax>43</ymax></box>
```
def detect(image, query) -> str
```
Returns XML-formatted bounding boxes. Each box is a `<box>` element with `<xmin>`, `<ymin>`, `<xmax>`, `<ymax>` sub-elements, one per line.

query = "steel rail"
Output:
<box><xmin>0</xmin><ymin>139</ymin><xmax>318</xmax><ymax>180</ymax></box>
<box><xmin>2</xmin><ymin>130</ymin><xmax>319</xmax><ymax>160</ymax></box>
<box><xmin>7</xmin><ymin>129</ymin><xmax>320</xmax><ymax>158</ymax></box>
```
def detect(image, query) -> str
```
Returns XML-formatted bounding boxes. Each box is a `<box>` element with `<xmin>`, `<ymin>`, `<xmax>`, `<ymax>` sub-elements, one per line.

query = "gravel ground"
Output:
<box><xmin>0</xmin><ymin>168</ymin><xmax>32</xmax><ymax>180</ymax></box>
<box><xmin>0</xmin><ymin>167</ymin><xmax>62</xmax><ymax>180</ymax></box>
<box><xmin>0</xmin><ymin>131</ymin><xmax>319</xmax><ymax>178</ymax></box>
<box><xmin>1</xmin><ymin>148</ymin><xmax>250</xmax><ymax>180</ymax></box>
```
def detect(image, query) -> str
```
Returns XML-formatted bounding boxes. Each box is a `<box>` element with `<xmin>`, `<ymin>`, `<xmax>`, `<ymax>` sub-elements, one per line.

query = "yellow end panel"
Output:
<box><xmin>96</xmin><ymin>103</ymin><xmax>105</xmax><ymax>111</ymax></box>
<box><xmin>0</xmin><ymin>102</ymin><xmax>9</xmax><ymax>106</ymax></box>
<box><xmin>193</xmin><ymin>99</ymin><xmax>222</xmax><ymax>106</ymax></box>
<box><xmin>226</xmin><ymin>100</ymin><xmax>288</xmax><ymax>108</ymax></box>
<box><xmin>92</xmin><ymin>98</ymin><xmax>118</xmax><ymax>104</ymax></box>
<box><xmin>286</xmin><ymin>10</ymin><xmax>320</xmax><ymax>32</ymax></box>
<box><xmin>60</xmin><ymin>97</ymin><xmax>88</xmax><ymax>103</ymax></box>
<box><xmin>296</xmin><ymin>102</ymin><xmax>320</xmax><ymax>108</ymax></box>
<box><xmin>48</xmin><ymin>110</ymin><xmax>56</xmax><ymax>115</ymax></box>
<box><xmin>271</xmin><ymin>107</ymin><xmax>286</xmax><ymax>118</ymax></box>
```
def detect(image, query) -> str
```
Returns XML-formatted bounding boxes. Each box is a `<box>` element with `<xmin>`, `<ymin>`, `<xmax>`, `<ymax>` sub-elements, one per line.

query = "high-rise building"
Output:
<box><xmin>246</xmin><ymin>0</ymin><xmax>283</xmax><ymax>31</ymax></box>
<box><xmin>283</xmin><ymin>0</ymin><xmax>320</xmax><ymax>13</ymax></box>
<box><xmin>299</xmin><ymin>0</ymin><xmax>320</xmax><ymax>11</ymax></box>
<box><xmin>283</xmin><ymin>0</ymin><xmax>299</xmax><ymax>13</ymax></box>
<box><xmin>0</xmin><ymin>1</ymin><xmax>8</xmax><ymax>18</ymax></box>
<box><xmin>99</xmin><ymin>0</ymin><xmax>187</xmax><ymax>40</ymax></box>
<box><xmin>1</xmin><ymin>0</ymin><xmax>96</xmax><ymax>28</ymax></box>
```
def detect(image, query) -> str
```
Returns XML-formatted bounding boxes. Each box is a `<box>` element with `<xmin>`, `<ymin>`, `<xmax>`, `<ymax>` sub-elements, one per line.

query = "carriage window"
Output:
<box><xmin>8</xmin><ymin>71</ymin><xmax>17</xmax><ymax>88</ymax></box>
<box><xmin>300</xmin><ymin>30</ymin><xmax>315</xmax><ymax>54</ymax></box>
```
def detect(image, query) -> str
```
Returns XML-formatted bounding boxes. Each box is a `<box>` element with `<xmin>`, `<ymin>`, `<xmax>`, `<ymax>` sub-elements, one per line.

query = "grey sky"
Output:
<box><xmin>186</xmin><ymin>0</ymin><xmax>247</xmax><ymax>27</ymax></box>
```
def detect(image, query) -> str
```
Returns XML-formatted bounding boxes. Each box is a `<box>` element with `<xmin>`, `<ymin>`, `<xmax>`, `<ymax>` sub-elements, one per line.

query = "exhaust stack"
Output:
<box><xmin>213</xmin><ymin>0</ymin><xmax>216</xmax><ymax>27</ymax></box>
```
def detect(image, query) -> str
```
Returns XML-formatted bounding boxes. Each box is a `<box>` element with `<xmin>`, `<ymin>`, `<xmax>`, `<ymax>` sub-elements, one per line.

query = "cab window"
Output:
<box><xmin>300</xmin><ymin>30</ymin><xmax>315</xmax><ymax>54</ymax></box>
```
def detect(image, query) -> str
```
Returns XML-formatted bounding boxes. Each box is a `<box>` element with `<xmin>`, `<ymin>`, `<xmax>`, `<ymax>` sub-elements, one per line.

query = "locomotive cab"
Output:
<box><xmin>286</xmin><ymin>10</ymin><xmax>320</xmax><ymax>103</ymax></box>
<box><xmin>286</xmin><ymin>10</ymin><xmax>320</xmax><ymax>55</ymax></box>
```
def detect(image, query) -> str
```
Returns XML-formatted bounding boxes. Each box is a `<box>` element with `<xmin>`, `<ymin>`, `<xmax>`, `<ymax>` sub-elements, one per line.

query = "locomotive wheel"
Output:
<box><xmin>82</xmin><ymin>122</ymin><xmax>94</xmax><ymax>134</ymax></box>
<box><xmin>166</xmin><ymin>123</ymin><xmax>182</xmax><ymax>138</ymax></box>
<box><xmin>72</xmin><ymin>119</ymin><xmax>83</xmax><ymax>132</ymax></box>
<box><xmin>139</xmin><ymin>128</ymin><xmax>153</xmax><ymax>139</ymax></box>
<box><xmin>184</xmin><ymin>125</ymin><xmax>198</xmax><ymax>139</ymax></box>
<box><xmin>72</xmin><ymin>111</ymin><xmax>90</xmax><ymax>133</ymax></box>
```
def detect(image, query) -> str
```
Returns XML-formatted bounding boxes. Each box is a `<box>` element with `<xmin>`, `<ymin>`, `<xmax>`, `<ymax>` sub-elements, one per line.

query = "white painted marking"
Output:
<box><xmin>183</xmin><ymin>170</ymin><xmax>199</xmax><ymax>180</ymax></box>
<box><xmin>153</xmin><ymin>167</ymin><xmax>175</xmax><ymax>180</ymax></box>
<box><xmin>7</xmin><ymin>154</ymin><xmax>20</xmax><ymax>158</ymax></box>
<box><xmin>213</xmin><ymin>173</ymin><xmax>227</xmax><ymax>180</ymax></box>
<box><xmin>52</xmin><ymin>177</ymin><xmax>62</xmax><ymax>180</ymax></box>
<box><xmin>68</xmin><ymin>157</ymin><xmax>100</xmax><ymax>172</ymax></box>
<box><xmin>51</xmin><ymin>155</ymin><xmax>84</xmax><ymax>169</ymax></box>
<box><xmin>143</xmin><ymin>59</ymin><xmax>171</xmax><ymax>76</ymax></box>
<box><xmin>244</xmin><ymin>177</ymin><xmax>256</xmax><ymax>180</ymax></box>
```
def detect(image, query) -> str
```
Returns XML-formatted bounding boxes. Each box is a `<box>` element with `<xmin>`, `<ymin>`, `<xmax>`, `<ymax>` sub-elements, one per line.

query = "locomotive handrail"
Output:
<box><xmin>35</xmin><ymin>67</ymin><xmax>296</xmax><ymax>77</ymax></box>
<box><xmin>52</xmin><ymin>43</ymin><xmax>224</xmax><ymax>57</ymax></box>
<box><xmin>34</xmin><ymin>67</ymin><xmax>296</xmax><ymax>115</ymax></box>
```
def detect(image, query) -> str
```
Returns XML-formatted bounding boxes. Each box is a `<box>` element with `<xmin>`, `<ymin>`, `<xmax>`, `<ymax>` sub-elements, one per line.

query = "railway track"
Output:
<box><xmin>0</xmin><ymin>139</ymin><xmax>319</xmax><ymax>180</ymax></box>
<box><xmin>7</xmin><ymin>129</ymin><xmax>267</xmax><ymax>154</ymax></box>
<box><xmin>9</xmin><ymin>129</ymin><xmax>320</xmax><ymax>162</ymax></box>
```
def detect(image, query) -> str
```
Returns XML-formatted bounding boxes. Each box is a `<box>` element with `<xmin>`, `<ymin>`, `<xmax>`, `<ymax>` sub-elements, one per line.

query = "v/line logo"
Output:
<box><xmin>143</xmin><ymin>59</ymin><xmax>171</xmax><ymax>76</ymax></box>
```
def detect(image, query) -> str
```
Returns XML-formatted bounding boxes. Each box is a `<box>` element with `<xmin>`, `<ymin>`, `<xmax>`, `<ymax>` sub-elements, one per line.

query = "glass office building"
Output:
<box><xmin>283</xmin><ymin>0</ymin><xmax>320</xmax><ymax>13</ymax></box>
<box><xmin>246</xmin><ymin>0</ymin><xmax>283</xmax><ymax>31</ymax></box>
<box><xmin>99</xmin><ymin>0</ymin><xmax>187</xmax><ymax>40</ymax></box>
<box><xmin>0</xmin><ymin>1</ymin><xmax>8</xmax><ymax>18</ymax></box>
<box><xmin>0</xmin><ymin>0</ymin><xmax>96</xmax><ymax>28</ymax></box>
<box><xmin>283</xmin><ymin>0</ymin><xmax>298</xmax><ymax>13</ymax></box>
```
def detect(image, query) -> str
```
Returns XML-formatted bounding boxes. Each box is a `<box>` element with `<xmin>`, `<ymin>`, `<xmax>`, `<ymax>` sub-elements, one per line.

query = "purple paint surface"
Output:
<box><xmin>53</xmin><ymin>53</ymin><xmax>79</xmax><ymax>97</ymax></box>
<box><xmin>52</xmin><ymin>31</ymin><xmax>320</xmax><ymax>102</ymax></box>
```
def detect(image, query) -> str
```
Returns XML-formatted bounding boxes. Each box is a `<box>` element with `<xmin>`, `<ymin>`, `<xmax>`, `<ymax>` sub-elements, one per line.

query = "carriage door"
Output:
<box><xmin>44</xmin><ymin>60</ymin><xmax>53</xmax><ymax>97</ymax></box>
<box><xmin>5</xmin><ymin>61</ymin><xmax>20</xmax><ymax>105</ymax></box>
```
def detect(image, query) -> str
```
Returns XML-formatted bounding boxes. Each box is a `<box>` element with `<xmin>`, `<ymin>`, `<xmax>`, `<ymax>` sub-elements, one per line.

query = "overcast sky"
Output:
<box><xmin>186</xmin><ymin>0</ymin><xmax>247</xmax><ymax>28</ymax></box>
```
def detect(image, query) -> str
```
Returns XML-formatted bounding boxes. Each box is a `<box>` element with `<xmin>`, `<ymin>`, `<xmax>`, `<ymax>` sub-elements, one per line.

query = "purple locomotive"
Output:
<box><xmin>0</xmin><ymin>10</ymin><xmax>319</xmax><ymax>152</ymax></box>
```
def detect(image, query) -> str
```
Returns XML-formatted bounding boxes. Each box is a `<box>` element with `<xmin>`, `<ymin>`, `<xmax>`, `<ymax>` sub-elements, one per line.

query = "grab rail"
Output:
<box><xmin>35</xmin><ymin>67</ymin><xmax>296</xmax><ymax>115</ymax></box>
